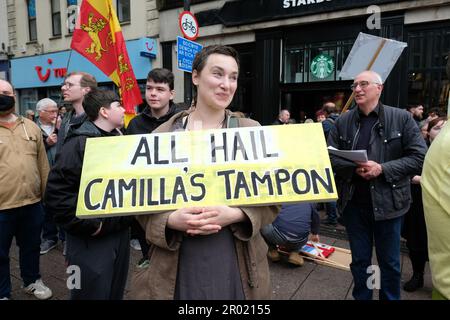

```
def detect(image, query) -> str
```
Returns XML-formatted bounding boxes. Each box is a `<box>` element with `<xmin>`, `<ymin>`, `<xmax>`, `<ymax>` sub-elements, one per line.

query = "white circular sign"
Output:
<box><xmin>179</xmin><ymin>11</ymin><xmax>199</xmax><ymax>41</ymax></box>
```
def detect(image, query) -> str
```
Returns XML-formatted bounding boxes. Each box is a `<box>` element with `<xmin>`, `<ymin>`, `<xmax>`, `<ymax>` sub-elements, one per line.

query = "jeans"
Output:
<box><xmin>42</xmin><ymin>207</ymin><xmax>65</xmax><ymax>243</ymax></box>
<box><xmin>325</xmin><ymin>202</ymin><xmax>338</xmax><ymax>223</ymax></box>
<box><xmin>261</xmin><ymin>224</ymin><xmax>308</xmax><ymax>252</ymax></box>
<box><xmin>0</xmin><ymin>202</ymin><xmax>44</xmax><ymax>298</ymax></box>
<box><xmin>343</xmin><ymin>201</ymin><xmax>402</xmax><ymax>300</ymax></box>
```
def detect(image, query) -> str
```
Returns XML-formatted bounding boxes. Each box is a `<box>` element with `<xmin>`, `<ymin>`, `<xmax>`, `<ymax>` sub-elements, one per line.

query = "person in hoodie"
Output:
<box><xmin>44</xmin><ymin>89</ymin><xmax>132</xmax><ymax>300</ymax></box>
<box><xmin>126</xmin><ymin>68</ymin><xmax>184</xmax><ymax>268</ymax></box>
<box><xmin>126</xmin><ymin>68</ymin><xmax>185</xmax><ymax>134</ymax></box>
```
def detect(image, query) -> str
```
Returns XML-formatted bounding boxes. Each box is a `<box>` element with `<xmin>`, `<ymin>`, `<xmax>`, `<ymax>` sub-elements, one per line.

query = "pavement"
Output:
<box><xmin>7</xmin><ymin>220</ymin><xmax>433</xmax><ymax>300</ymax></box>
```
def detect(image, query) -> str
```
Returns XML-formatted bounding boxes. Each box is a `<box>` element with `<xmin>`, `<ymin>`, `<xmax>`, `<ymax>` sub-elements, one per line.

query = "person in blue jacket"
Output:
<box><xmin>261</xmin><ymin>203</ymin><xmax>320</xmax><ymax>266</ymax></box>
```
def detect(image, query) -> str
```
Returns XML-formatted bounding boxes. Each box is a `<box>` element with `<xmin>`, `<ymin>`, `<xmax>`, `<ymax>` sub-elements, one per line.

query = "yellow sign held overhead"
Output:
<box><xmin>76</xmin><ymin>124</ymin><xmax>337</xmax><ymax>219</ymax></box>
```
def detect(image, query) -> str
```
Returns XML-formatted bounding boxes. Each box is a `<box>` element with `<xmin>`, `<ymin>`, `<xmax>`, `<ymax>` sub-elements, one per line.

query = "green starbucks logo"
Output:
<box><xmin>311</xmin><ymin>54</ymin><xmax>334</xmax><ymax>79</ymax></box>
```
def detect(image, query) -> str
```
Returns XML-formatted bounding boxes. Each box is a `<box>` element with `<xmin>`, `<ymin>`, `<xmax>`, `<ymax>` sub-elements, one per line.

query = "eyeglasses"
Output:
<box><xmin>61</xmin><ymin>82</ymin><xmax>80</xmax><ymax>89</ymax></box>
<box><xmin>350</xmin><ymin>81</ymin><xmax>380</xmax><ymax>91</ymax></box>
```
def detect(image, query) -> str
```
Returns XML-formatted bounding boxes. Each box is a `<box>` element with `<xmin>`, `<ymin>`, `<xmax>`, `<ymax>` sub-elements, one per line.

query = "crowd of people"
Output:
<box><xmin>0</xmin><ymin>44</ymin><xmax>448</xmax><ymax>301</ymax></box>
<box><xmin>271</xmin><ymin>72</ymin><xmax>448</xmax><ymax>300</ymax></box>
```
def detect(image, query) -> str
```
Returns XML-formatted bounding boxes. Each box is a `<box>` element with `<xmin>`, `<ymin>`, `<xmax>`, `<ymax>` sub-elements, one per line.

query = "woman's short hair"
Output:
<box><xmin>191</xmin><ymin>45</ymin><xmax>240</xmax><ymax>107</ymax></box>
<box><xmin>192</xmin><ymin>45</ymin><xmax>240</xmax><ymax>75</ymax></box>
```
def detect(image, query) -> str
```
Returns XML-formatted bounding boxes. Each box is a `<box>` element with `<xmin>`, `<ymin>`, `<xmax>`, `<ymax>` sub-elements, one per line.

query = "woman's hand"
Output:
<box><xmin>186</xmin><ymin>206</ymin><xmax>246</xmax><ymax>233</ymax></box>
<box><xmin>167</xmin><ymin>206</ymin><xmax>247</xmax><ymax>236</ymax></box>
<box><xmin>167</xmin><ymin>207</ymin><xmax>222</xmax><ymax>235</ymax></box>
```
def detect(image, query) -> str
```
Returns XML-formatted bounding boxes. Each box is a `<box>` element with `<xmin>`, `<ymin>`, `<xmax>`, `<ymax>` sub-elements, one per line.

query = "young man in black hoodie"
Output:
<box><xmin>44</xmin><ymin>89</ymin><xmax>132</xmax><ymax>300</ymax></box>
<box><xmin>127</xmin><ymin>68</ymin><xmax>184</xmax><ymax>133</ymax></box>
<box><xmin>126</xmin><ymin>68</ymin><xmax>184</xmax><ymax>267</ymax></box>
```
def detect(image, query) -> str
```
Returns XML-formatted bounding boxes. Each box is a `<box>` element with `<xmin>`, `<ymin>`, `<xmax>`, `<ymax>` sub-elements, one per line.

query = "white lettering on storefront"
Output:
<box><xmin>283</xmin><ymin>0</ymin><xmax>332</xmax><ymax>9</ymax></box>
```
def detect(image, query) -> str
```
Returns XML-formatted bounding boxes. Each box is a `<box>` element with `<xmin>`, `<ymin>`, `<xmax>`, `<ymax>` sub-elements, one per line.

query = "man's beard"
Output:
<box><xmin>0</xmin><ymin>107</ymin><xmax>15</xmax><ymax>117</ymax></box>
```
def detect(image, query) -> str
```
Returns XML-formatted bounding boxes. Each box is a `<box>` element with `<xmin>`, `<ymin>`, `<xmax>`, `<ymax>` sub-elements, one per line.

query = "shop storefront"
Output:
<box><xmin>11</xmin><ymin>37</ymin><xmax>157</xmax><ymax>114</ymax></box>
<box><xmin>163</xmin><ymin>0</ymin><xmax>449</xmax><ymax>124</ymax></box>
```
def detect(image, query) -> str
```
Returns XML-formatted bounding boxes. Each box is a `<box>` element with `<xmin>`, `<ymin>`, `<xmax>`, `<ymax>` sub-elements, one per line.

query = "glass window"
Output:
<box><xmin>27</xmin><ymin>0</ymin><xmax>37</xmax><ymax>41</ymax></box>
<box><xmin>116</xmin><ymin>0</ymin><xmax>130</xmax><ymax>23</ymax></box>
<box><xmin>51</xmin><ymin>0</ymin><xmax>61</xmax><ymax>36</ymax></box>
<box><xmin>283</xmin><ymin>40</ymin><xmax>352</xmax><ymax>83</ymax></box>
<box><xmin>19</xmin><ymin>89</ymin><xmax>38</xmax><ymax>115</ymax></box>
<box><xmin>47</xmin><ymin>88</ymin><xmax>62</xmax><ymax>104</ymax></box>
<box><xmin>407</xmin><ymin>27</ymin><xmax>450</xmax><ymax>110</ymax></box>
<box><xmin>66</xmin><ymin>0</ymin><xmax>78</xmax><ymax>34</ymax></box>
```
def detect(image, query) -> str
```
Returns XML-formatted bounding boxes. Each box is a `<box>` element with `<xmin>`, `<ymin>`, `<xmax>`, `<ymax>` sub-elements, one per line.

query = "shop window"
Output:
<box><xmin>27</xmin><ymin>0</ymin><xmax>37</xmax><ymax>42</ymax></box>
<box><xmin>19</xmin><ymin>89</ymin><xmax>38</xmax><ymax>115</ymax></box>
<box><xmin>284</xmin><ymin>40</ymin><xmax>352</xmax><ymax>83</ymax></box>
<box><xmin>51</xmin><ymin>0</ymin><xmax>62</xmax><ymax>36</ymax></box>
<box><xmin>407</xmin><ymin>27</ymin><xmax>450</xmax><ymax>111</ymax></box>
<box><xmin>47</xmin><ymin>88</ymin><xmax>62</xmax><ymax>104</ymax></box>
<box><xmin>116</xmin><ymin>0</ymin><xmax>130</xmax><ymax>23</ymax></box>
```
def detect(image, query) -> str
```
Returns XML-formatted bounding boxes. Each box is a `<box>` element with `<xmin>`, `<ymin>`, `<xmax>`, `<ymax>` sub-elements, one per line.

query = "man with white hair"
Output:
<box><xmin>0</xmin><ymin>79</ymin><xmax>52</xmax><ymax>300</ymax></box>
<box><xmin>36</xmin><ymin>98</ymin><xmax>59</xmax><ymax>166</ymax></box>
<box><xmin>35</xmin><ymin>98</ymin><xmax>65</xmax><ymax>255</ymax></box>
<box><xmin>327</xmin><ymin>71</ymin><xmax>427</xmax><ymax>300</ymax></box>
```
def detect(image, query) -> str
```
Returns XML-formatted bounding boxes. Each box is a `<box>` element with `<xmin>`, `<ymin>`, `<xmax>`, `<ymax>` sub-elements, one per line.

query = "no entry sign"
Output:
<box><xmin>179</xmin><ymin>11</ymin><xmax>199</xmax><ymax>41</ymax></box>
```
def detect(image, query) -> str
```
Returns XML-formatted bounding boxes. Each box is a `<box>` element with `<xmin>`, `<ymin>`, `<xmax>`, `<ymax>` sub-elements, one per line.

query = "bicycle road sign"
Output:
<box><xmin>177</xmin><ymin>36</ymin><xmax>203</xmax><ymax>73</ymax></box>
<box><xmin>179</xmin><ymin>11</ymin><xmax>199</xmax><ymax>41</ymax></box>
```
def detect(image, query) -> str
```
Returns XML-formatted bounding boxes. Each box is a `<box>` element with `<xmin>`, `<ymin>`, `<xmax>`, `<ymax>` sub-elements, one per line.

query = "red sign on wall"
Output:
<box><xmin>34</xmin><ymin>58</ymin><xmax>67</xmax><ymax>82</ymax></box>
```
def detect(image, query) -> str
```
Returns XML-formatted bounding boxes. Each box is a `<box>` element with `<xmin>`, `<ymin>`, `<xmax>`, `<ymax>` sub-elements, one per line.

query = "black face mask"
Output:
<box><xmin>0</xmin><ymin>94</ymin><xmax>15</xmax><ymax>112</ymax></box>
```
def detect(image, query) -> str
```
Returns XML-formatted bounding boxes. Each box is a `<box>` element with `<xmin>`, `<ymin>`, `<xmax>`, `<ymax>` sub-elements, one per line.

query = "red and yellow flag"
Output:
<box><xmin>70</xmin><ymin>0</ymin><xmax>142</xmax><ymax>117</ymax></box>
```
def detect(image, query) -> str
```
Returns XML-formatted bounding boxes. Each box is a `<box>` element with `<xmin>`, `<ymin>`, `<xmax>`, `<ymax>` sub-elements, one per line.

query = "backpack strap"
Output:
<box><xmin>227</xmin><ymin>115</ymin><xmax>239</xmax><ymax>128</ymax></box>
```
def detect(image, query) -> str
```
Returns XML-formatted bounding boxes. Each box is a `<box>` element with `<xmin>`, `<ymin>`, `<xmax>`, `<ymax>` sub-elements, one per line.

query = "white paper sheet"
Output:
<box><xmin>327</xmin><ymin>146</ymin><xmax>368</xmax><ymax>162</ymax></box>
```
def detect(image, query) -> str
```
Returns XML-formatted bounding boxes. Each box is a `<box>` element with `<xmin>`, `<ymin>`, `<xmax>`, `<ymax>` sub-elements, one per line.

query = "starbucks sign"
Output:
<box><xmin>311</xmin><ymin>54</ymin><xmax>334</xmax><ymax>79</ymax></box>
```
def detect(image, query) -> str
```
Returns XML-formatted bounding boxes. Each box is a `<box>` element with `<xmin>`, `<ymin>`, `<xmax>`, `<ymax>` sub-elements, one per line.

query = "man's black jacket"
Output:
<box><xmin>327</xmin><ymin>103</ymin><xmax>427</xmax><ymax>221</ymax></box>
<box><xmin>44</xmin><ymin>121</ymin><xmax>132</xmax><ymax>238</ymax></box>
<box><xmin>126</xmin><ymin>103</ymin><xmax>185</xmax><ymax>134</ymax></box>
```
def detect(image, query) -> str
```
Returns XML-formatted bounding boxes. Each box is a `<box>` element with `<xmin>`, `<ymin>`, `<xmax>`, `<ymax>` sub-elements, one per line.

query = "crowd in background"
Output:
<box><xmin>0</xmin><ymin>45</ymin><xmax>449</xmax><ymax>301</ymax></box>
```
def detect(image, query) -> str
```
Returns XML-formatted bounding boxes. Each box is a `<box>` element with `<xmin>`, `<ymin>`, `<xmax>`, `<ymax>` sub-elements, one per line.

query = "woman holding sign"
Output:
<box><xmin>130</xmin><ymin>45</ymin><xmax>279</xmax><ymax>300</ymax></box>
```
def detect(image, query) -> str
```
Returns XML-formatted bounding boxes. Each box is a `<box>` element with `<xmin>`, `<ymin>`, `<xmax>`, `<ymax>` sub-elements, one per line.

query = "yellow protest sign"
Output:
<box><xmin>76</xmin><ymin>123</ymin><xmax>337</xmax><ymax>218</ymax></box>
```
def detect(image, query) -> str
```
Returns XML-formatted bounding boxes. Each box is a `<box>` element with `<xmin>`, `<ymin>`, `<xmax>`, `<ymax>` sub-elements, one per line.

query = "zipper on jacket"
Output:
<box><xmin>347</xmin><ymin>123</ymin><xmax>361</xmax><ymax>199</ymax></box>
<box><xmin>351</xmin><ymin>123</ymin><xmax>360</xmax><ymax>151</ymax></box>
<box><xmin>20</xmin><ymin>117</ymin><xmax>31</xmax><ymax>140</ymax></box>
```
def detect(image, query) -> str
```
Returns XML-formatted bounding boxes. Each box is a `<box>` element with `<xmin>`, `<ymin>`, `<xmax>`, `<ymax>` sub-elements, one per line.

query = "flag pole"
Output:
<box><xmin>341</xmin><ymin>39</ymin><xmax>387</xmax><ymax>113</ymax></box>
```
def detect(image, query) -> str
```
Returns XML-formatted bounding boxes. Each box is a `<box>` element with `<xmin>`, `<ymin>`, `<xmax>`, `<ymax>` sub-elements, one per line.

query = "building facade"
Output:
<box><xmin>0</xmin><ymin>0</ymin><xmax>10</xmax><ymax>80</ymax></box>
<box><xmin>158</xmin><ymin>0</ymin><xmax>450</xmax><ymax>124</ymax></box>
<box><xmin>8</xmin><ymin>0</ymin><xmax>160</xmax><ymax>114</ymax></box>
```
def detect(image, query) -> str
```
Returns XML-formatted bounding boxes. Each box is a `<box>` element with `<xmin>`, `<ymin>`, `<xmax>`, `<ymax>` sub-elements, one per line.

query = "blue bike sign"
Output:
<box><xmin>179</xmin><ymin>11</ymin><xmax>199</xmax><ymax>41</ymax></box>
